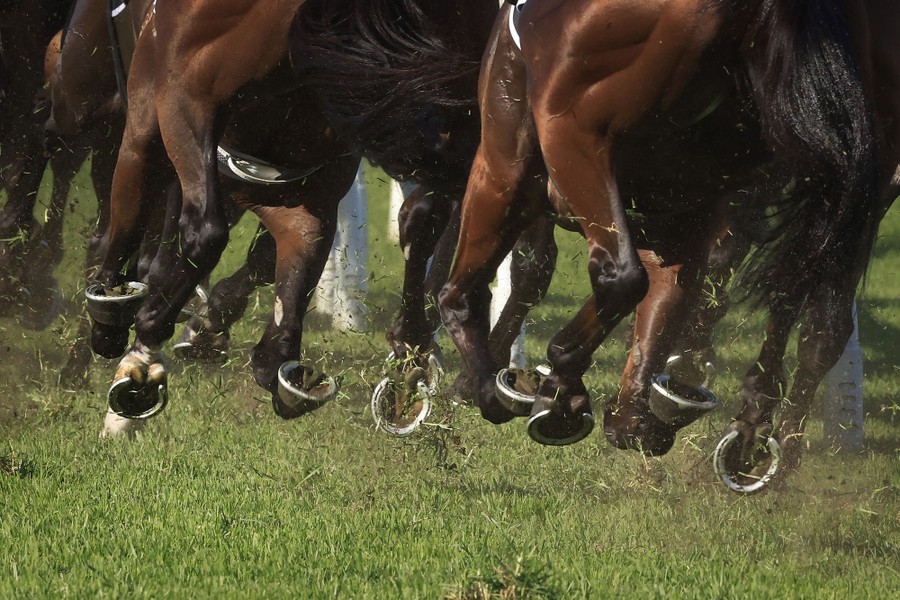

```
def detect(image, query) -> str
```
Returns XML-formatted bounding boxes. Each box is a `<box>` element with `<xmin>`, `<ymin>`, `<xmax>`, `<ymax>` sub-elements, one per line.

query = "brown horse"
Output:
<box><xmin>87</xmin><ymin>0</ymin><xmax>555</xmax><ymax>434</ymax></box>
<box><xmin>439</xmin><ymin>0</ymin><xmax>898</xmax><ymax>489</ymax></box>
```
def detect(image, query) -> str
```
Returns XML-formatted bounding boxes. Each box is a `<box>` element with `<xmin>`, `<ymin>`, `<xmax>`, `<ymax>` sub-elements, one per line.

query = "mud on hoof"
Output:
<box><xmin>713</xmin><ymin>420</ymin><xmax>782</xmax><ymax>494</ymax></box>
<box><xmin>172</xmin><ymin>321</ymin><xmax>228</xmax><ymax>363</ymax></box>
<box><xmin>85</xmin><ymin>281</ymin><xmax>148</xmax><ymax>328</ymax></box>
<box><xmin>495</xmin><ymin>365</ymin><xmax>550</xmax><ymax>417</ymax></box>
<box><xmin>370</xmin><ymin>350</ymin><xmax>443</xmax><ymax>436</ymax></box>
<box><xmin>108</xmin><ymin>351</ymin><xmax>168</xmax><ymax>420</ymax></box>
<box><xmin>526</xmin><ymin>392</ymin><xmax>594</xmax><ymax>447</ymax></box>
<box><xmin>273</xmin><ymin>361</ymin><xmax>338</xmax><ymax>419</ymax></box>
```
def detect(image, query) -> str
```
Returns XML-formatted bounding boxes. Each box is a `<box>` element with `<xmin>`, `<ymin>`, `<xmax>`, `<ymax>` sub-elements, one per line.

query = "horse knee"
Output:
<box><xmin>589</xmin><ymin>249</ymin><xmax>648</xmax><ymax>313</ymax></box>
<box><xmin>178</xmin><ymin>213</ymin><xmax>228</xmax><ymax>271</ymax></box>
<box><xmin>438</xmin><ymin>284</ymin><xmax>465</xmax><ymax>329</ymax></box>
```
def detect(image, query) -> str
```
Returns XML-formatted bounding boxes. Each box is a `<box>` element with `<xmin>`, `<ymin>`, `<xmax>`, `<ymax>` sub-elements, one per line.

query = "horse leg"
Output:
<box><xmin>603</xmin><ymin>256</ymin><xmax>697</xmax><ymax>455</ymax></box>
<box><xmin>439</xmin><ymin>18</ymin><xmax>550</xmax><ymax>425</ymax></box>
<box><xmin>387</xmin><ymin>185</ymin><xmax>452</xmax><ymax>356</ymax></box>
<box><xmin>174</xmin><ymin>222</ymin><xmax>276</xmax><ymax>361</ymax></box>
<box><xmin>713</xmin><ymin>309</ymin><xmax>795</xmax><ymax>491</ymax></box>
<box><xmin>60</xmin><ymin>133</ymin><xmax>120</xmax><ymax>388</ymax></box>
<box><xmin>488</xmin><ymin>214</ymin><xmax>557</xmax><ymax>368</ymax></box>
<box><xmin>0</xmin><ymin>152</ymin><xmax>47</xmax><ymax>301</ymax></box>
<box><xmin>521</xmin><ymin>125</ymin><xmax>646</xmax><ymax>445</ymax></box>
<box><xmin>778</xmin><ymin>283</ymin><xmax>860</xmax><ymax>473</ymax></box>
<box><xmin>608</xmin><ymin>215</ymin><xmax>751</xmax><ymax>453</ymax></box>
<box><xmin>439</xmin><ymin>113</ymin><xmax>551</xmax><ymax>426</ymax></box>
<box><xmin>9</xmin><ymin>145</ymin><xmax>83</xmax><ymax>330</ymax></box>
<box><xmin>89</xmin><ymin>37</ymin><xmax>166</xmax><ymax>359</ymax></box>
<box><xmin>248</xmin><ymin>163</ymin><xmax>359</xmax><ymax>417</ymax></box>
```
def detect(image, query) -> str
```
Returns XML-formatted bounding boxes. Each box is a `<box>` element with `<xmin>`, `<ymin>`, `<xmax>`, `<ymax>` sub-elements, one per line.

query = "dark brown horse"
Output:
<box><xmin>0</xmin><ymin>0</ymin><xmax>72</xmax><ymax>328</ymax></box>
<box><xmin>439</xmin><ymin>0</ymin><xmax>898</xmax><ymax>489</ymax></box>
<box><xmin>87</xmin><ymin>0</ymin><xmax>555</xmax><ymax>436</ymax></box>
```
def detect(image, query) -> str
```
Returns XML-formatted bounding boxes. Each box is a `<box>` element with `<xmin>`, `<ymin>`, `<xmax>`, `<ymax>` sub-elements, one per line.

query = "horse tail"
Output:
<box><xmin>289</xmin><ymin>0</ymin><xmax>490</xmax><ymax>183</ymax></box>
<box><xmin>738</xmin><ymin>0</ymin><xmax>879</xmax><ymax>313</ymax></box>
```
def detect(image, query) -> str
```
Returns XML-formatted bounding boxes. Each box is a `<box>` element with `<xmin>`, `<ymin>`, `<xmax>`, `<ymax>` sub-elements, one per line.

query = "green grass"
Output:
<box><xmin>0</xmin><ymin>161</ymin><xmax>898</xmax><ymax>598</ymax></box>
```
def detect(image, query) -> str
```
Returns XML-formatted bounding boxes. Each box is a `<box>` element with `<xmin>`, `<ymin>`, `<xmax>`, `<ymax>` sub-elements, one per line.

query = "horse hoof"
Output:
<box><xmin>107</xmin><ymin>374</ymin><xmax>168</xmax><ymax>420</ymax></box>
<box><xmin>172</xmin><ymin>339</ymin><xmax>228</xmax><ymax>363</ymax></box>
<box><xmin>712</xmin><ymin>422</ymin><xmax>783</xmax><ymax>494</ymax></box>
<box><xmin>371</xmin><ymin>368</ymin><xmax>433</xmax><ymax>436</ymax></box>
<box><xmin>172</xmin><ymin>341</ymin><xmax>227</xmax><ymax>362</ymax></box>
<box><xmin>495</xmin><ymin>367</ymin><xmax>544</xmax><ymax>417</ymax></box>
<box><xmin>175</xmin><ymin>286</ymin><xmax>209</xmax><ymax>324</ymax></box>
<box><xmin>273</xmin><ymin>361</ymin><xmax>338</xmax><ymax>419</ymax></box>
<box><xmin>91</xmin><ymin>322</ymin><xmax>131</xmax><ymax>359</ymax></box>
<box><xmin>99</xmin><ymin>408</ymin><xmax>146</xmax><ymax>440</ymax></box>
<box><xmin>648</xmin><ymin>374</ymin><xmax>717</xmax><ymax>428</ymax></box>
<box><xmin>85</xmin><ymin>281</ymin><xmax>148</xmax><ymax>328</ymax></box>
<box><xmin>526</xmin><ymin>395</ymin><xmax>594</xmax><ymax>446</ymax></box>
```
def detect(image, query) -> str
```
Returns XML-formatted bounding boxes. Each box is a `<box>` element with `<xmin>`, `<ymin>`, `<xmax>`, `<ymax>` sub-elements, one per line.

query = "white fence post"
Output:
<box><xmin>822</xmin><ymin>300</ymin><xmax>865</xmax><ymax>451</ymax></box>
<box><xmin>387</xmin><ymin>179</ymin><xmax>418</xmax><ymax>244</ymax></box>
<box><xmin>316</xmin><ymin>164</ymin><xmax>368</xmax><ymax>331</ymax></box>
<box><xmin>490</xmin><ymin>253</ymin><xmax>527</xmax><ymax>369</ymax></box>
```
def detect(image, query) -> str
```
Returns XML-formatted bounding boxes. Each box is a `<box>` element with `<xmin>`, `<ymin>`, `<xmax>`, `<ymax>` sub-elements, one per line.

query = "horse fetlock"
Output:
<box><xmin>108</xmin><ymin>344</ymin><xmax>168</xmax><ymax>420</ymax></box>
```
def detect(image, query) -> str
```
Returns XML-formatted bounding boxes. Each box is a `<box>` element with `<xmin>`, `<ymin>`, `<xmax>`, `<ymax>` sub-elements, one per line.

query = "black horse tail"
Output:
<box><xmin>738</xmin><ymin>0</ymin><xmax>879</xmax><ymax>313</ymax></box>
<box><xmin>289</xmin><ymin>0</ymin><xmax>489</xmax><ymax>183</ymax></box>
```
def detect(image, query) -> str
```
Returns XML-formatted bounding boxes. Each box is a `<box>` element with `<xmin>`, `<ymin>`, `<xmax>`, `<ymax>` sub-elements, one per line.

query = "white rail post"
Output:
<box><xmin>490</xmin><ymin>253</ymin><xmax>527</xmax><ymax>368</ymax></box>
<box><xmin>387</xmin><ymin>179</ymin><xmax>419</xmax><ymax>244</ymax></box>
<box><xmin>822</xmin><ymin>300</ymin><xmax>865</xmax><ymax>451</ymax></box>
<box><xmin>316</xmin><ymin>164</ymin><xmax>369</xmax><ymax>331</ymax></box>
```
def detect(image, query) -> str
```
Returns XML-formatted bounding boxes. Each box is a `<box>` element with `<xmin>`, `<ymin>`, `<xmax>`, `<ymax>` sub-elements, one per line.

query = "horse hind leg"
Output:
<box><xmin>174</xmin><ymin>222</ymin><xmax>276</xmax><ymax>362</ymax></box>
<box><xmin>14</xmin><ymin>143</ymin><xmax>91</xmax><ymax>331</ymax></box>
<box><xmin>387</xmin><ymin>185</ymin><xmax>452</xmax><ymax>356</ymax></box>
<box><xmin>778</xmin><ymin>286</ymin><xmax>858</xmax><ymax>472</ymax></box>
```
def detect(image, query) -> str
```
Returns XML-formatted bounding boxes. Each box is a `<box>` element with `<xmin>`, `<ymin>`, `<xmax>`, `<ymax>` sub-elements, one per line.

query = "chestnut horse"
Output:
<box><xmin>88</xmin><ymin>0</ymin><xmax>557</xmax><ymax>433</ymax></box>
<box><xmin>439</xmin><ymin>0</ymin><xmax>898</xmax><ymax>489</ymax></box>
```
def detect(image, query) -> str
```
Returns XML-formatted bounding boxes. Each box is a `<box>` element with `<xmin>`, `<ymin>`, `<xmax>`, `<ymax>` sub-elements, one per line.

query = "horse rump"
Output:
<box><xmin>288</xmin><ymin>0</ymin><xmax>481</xmax><ymax>184</ymax></box>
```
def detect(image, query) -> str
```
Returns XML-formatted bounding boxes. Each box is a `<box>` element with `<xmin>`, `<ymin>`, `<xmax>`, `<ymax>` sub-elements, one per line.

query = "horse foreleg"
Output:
<box><xmin>89</xmin><ymin>51</ymin><xmax>167</xmax><ymax>359</ymax></box>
